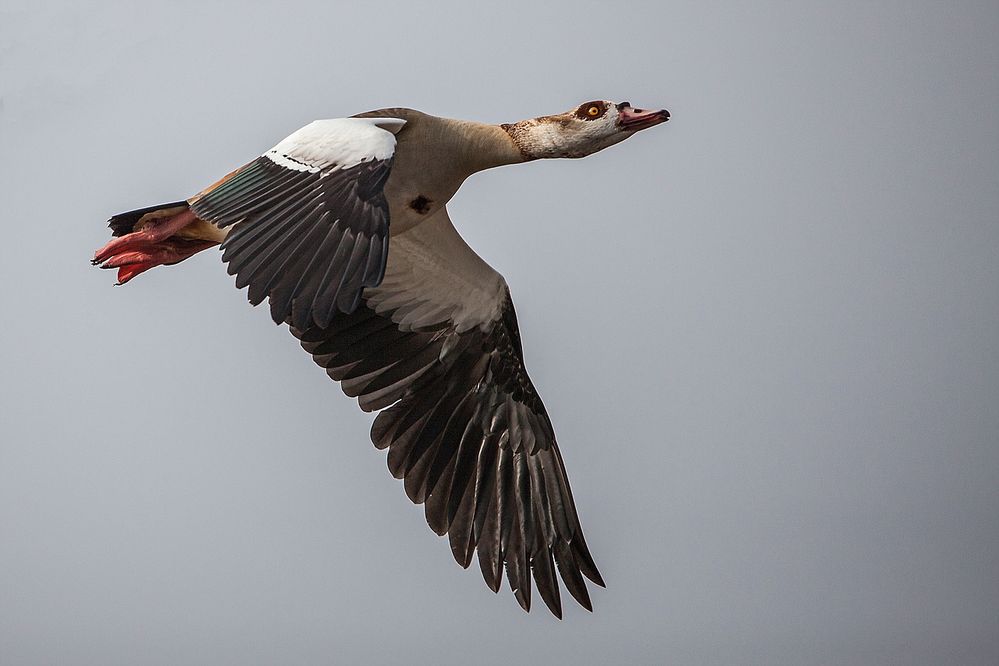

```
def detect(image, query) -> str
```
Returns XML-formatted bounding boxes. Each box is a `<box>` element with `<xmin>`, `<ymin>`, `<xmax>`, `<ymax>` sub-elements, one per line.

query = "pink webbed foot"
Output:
<box><xmin>92</xmin><ymin>209</ymin><xmax>219</xmax><ymax>284</ymax></box>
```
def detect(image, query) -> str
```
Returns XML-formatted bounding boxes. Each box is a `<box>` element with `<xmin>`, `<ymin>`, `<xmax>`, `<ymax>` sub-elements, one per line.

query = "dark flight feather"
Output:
<box><xmin>191</xmin><ymin>155</ymin><xmax>392</xmax><ymax>327</ymax></box>
<box><xmin>289</xmin><ymin>288</ymin><xmax>602</xmax><ymax>616</ymax></box>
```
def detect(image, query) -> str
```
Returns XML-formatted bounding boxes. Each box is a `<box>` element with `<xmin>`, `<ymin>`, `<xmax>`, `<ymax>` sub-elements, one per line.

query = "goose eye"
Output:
<box><xmin>576</xmin><ymin>101</ymin><xmax>607</xmax><ymax>120</ymax></box>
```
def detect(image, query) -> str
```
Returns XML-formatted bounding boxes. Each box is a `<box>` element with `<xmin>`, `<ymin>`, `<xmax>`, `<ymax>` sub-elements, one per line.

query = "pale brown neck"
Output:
<box><xmin>440</xmin><ymin>118</ymin><xmax>528</xmax><ymax>174</ymax></box>
<box><xmin>499</xmin><ymin>117</ymin><xmax>565</xmax><ymax>161</ymax></box>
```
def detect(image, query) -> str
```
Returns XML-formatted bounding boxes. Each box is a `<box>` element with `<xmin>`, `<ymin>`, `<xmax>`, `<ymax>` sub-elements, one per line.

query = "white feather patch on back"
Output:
<box><xmin>263</xmin><ymin>117</ymin><xmax>405</xmax><ymax>174</ymax></box>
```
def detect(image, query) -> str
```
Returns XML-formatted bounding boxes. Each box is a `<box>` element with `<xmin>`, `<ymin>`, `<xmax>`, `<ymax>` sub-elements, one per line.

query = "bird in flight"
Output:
<box><xmin>93</xmin><ymin>100</ymin><xmax>670</xmax><ymax>617</ymax></box>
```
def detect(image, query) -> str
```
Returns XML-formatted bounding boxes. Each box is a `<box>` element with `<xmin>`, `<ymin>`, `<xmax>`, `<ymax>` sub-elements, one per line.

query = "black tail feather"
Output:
<box><xmin>107</xmin><ymin>201</ymin><xmax>189</xmax><ymax>237</ymax></box>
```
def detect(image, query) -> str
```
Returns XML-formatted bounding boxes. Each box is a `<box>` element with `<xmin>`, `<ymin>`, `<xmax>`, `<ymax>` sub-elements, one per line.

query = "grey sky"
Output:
<box><xmin>1</xmin><ymin>1</ymin><xmax>997</xmax><ymax>664</ymax></box>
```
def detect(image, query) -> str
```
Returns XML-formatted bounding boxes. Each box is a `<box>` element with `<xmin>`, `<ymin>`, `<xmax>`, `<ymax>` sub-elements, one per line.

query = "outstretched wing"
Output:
<box><xmin>291</xmin><ymin>208</ymin><xmax>604</xmax><ymax>617</ymax></box>
<box><xmin>190</xmin><ymin>117</ymin><xmax>405</xmax><ymax>329</ymax></box>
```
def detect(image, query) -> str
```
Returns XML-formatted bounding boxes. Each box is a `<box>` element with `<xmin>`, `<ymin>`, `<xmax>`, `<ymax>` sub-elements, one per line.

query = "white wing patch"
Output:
<box><xmin>264</xmin><ymin>117</ymin><xmax>405</xmax><ymax>173</ymax></box>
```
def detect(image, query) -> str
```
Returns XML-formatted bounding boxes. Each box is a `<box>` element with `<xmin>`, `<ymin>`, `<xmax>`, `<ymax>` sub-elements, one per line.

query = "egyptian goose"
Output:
<box><xmin>93</xmin><ymin>100</ymin><xmax>670</xmax><ymax>617</ymax></box>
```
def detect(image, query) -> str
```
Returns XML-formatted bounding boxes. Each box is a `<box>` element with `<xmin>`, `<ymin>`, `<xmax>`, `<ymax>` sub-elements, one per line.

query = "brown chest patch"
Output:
<box><xmin>409</xmin><ymin>195</ymin><xmax>433</xmax><ymax>214</ymax></box>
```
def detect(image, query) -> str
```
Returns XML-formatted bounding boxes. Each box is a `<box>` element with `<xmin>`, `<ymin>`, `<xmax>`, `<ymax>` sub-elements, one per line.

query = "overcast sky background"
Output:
<box><xmin>1</xmin><ymin>1</ymin><xmax>997</xmax><ymax>664</ymax></box>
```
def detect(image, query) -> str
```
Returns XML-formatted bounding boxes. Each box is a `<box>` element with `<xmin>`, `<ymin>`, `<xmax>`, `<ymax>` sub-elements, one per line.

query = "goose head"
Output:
<box><xmin>503</xmin><ymin>100</ymin><xmax>669</xmax><ymax>160</ymax></box>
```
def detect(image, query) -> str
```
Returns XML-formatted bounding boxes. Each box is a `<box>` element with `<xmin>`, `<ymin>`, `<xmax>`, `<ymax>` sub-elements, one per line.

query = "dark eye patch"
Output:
<box><xmin>575</xmin><ymin>101</ymin><xmax>608</xmax><ymax>120</ymax></box>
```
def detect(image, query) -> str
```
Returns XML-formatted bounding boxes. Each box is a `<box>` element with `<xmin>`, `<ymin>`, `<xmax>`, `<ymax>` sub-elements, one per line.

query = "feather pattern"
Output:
<box><xmin>189</xmin><ymin>118</ymin><xmax>400</xmax><ymax>327</ymax></box>
<box><xmin>290</xmin><ymin>207</ymin><xmax>602</xmax><ymax>616</ymax></box>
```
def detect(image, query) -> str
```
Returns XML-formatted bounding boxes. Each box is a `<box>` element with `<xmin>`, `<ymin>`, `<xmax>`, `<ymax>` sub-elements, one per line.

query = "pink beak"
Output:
<box><xmin>617</xmin><ymin>103</ymin><xmax>670</xmax><ymax>131</ymax></box>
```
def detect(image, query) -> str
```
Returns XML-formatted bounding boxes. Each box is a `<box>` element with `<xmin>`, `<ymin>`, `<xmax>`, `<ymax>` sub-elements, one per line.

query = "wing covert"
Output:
<box><xmin>190</xmin><ymin>118</ymin><xmax>403</xmax><ymax>328</ymax></box>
